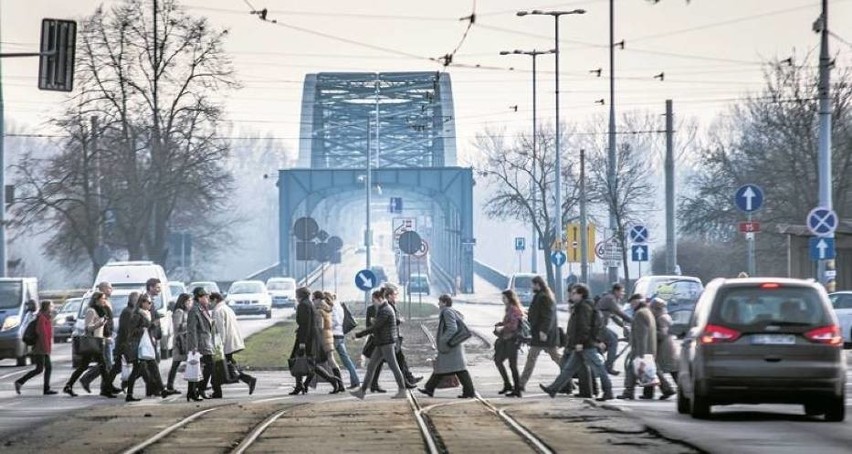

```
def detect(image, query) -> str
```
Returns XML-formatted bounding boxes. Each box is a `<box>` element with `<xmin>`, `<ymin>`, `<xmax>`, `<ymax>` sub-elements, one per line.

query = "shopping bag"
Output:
<box><xmin>436</xmin><ymin>375</ymin><xmax>460</xmax><ymax>389</ymax></box>
<box><xmin>121</xmin><ymin>358</ymin><xmax>132</xmax><ymax>382</ymax></box>
<box><xmin>138</xmin><ymin>329</ymin><xmax>156</xmax><ymax>361</ymax></box>
<box><xmin>633</xmin><ymin>354</ymin><xmax>660</xmax><ymax>387</ymax></box>
<box><xmin>183</xmin><ymin>352</ymin><xmax>203</xmax><ymax>382</ymax></box>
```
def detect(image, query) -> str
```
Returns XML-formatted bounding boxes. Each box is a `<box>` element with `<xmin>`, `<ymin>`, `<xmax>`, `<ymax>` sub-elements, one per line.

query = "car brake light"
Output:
<box><xmin>804</xmin><ymin>325</ymin><xmax>843</xmax><ymax>346</ymax></box>
<box><xmin>700</xmin><ymin>324</ymin><xmax>741</xmax><ymax>344</ymax></box>
<box><xmin>760</xmin><ymin>283</ymin><xmax>780</xmax><ymax>289</ymax></box>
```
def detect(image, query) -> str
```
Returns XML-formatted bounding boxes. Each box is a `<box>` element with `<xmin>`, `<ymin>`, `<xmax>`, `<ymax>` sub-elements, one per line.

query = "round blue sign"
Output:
<box><xmin>355</xmin><ymin>269</ymin><xmax>377</xmax><ymax>291</ymax></box>
<box><xmin>806</xmin><ymin>207</ymin><xmax>838</xmax><ymax>237</ymax></box>
<box><xmin>734</xmin><ymin>184</ymin><xmax>764</xmax><ymax>213</ymax></box>
<box><xmin>550</xmin><ymin>251</ymin><xmax>567</xmax><ymax>267</ymax></box>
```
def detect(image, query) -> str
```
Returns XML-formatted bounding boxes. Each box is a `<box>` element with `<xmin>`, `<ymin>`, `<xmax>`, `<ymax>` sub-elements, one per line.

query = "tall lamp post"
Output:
<box><xmin>517</xmin><ymin>8</ymin><xmax>585</xmax><ymax>303</ymax></box>
<box><xmin>499</xmin><ymin>48</ymin><xmax>555</xmax><ymax>275</ymax></box>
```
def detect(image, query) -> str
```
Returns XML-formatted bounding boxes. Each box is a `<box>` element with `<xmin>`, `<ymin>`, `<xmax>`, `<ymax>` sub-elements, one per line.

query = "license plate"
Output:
<box><xmin>751</xmin><ymin>334</ymin><xmax>796</xmax><ymax>345</ymax></box>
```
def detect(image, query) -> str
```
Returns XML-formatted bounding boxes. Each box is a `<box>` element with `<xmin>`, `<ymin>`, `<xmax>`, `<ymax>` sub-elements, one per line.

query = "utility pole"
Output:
<box><xmin>579</xmin><ymin>149</ymin><xmax>589</xmax><ymax>283</ymax></box>
<box><xmin>816</xmin><ymin>0</ymin><xmax>833</xmax><ymax>285</ymax></box>
<box><xmin>664</xmin><ymin>100</ymin><xmax>676</xmax><ymax>275</ymax></box>
<box><xmin>607</xmin><ymin>0</ymin><xmax>619</xmax><ymax>284</ymax></box>
<box><xmin>0</xmin><ymin>37</ymin><xmax>6</xmax><ymax>277</ymax></box>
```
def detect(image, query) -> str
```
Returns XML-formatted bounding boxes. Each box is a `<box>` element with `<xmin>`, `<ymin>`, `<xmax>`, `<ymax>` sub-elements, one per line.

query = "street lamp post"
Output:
<box><xmin>499</xmin><ymin>48</ymin><xmax>555</xmax><ymax>275</ymax></box>
<box><xmin>517</xmin><ymin>8</ymin><xmax>585</xmax><ymax>303</ymax></box>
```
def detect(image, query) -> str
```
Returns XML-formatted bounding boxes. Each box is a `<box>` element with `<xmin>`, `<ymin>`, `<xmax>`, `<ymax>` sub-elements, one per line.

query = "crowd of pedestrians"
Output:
<box><xmin>13</xmin><ymin>273</ymin><xmax>681</xmax><ymax>406</ymax></box>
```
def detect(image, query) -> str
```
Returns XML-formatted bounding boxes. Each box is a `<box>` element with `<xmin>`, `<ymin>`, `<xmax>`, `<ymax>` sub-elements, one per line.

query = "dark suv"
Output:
<box><xmin>677</xmin><ymin>278</ymin><xmax>846</xmax><ymax>421</ymax></box>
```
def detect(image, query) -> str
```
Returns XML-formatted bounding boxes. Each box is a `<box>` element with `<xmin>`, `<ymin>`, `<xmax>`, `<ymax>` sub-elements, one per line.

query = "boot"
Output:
<box><xmin>330</xmin><ymin>368</ymin><xmax>344</xmax><ymax>394</ymax></box>
<box><xmin>498</xmin><ymin>383</ymin><xmax>513</xmax><ymax>395</ymax></box>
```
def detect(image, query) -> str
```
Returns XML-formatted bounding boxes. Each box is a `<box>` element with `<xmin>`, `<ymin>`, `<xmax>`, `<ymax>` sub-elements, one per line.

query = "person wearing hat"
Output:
<box><xmin>186</xmin><ymin>287</ymin><xmax>220</xmax><ymax>399</ymax></box>
<box><xmin>650</xmin><ymin>298</ymin><xmax>677</xmax><ymax>400</ymax></box>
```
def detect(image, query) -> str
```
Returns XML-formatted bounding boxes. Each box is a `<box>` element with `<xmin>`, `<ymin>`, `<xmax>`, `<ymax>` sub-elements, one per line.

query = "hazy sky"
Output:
<box><xmin>2</xmin><ymin>0</ymin><xmax>851</xmax><ymax>277</ymax></box>
<box><xmin>2</xmin><ymin>0</ymin><xmax>851</xmax><ymax>164</ymax></box>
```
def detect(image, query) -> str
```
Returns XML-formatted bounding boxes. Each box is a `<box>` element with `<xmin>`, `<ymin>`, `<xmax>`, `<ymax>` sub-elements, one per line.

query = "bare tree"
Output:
<box><xmin>12</xmin><ymin>0</ymin><xmax>239</xmax><ymax>276</ymax></box>
<box><xmin>473</xmin><ymin>124</ymin><xmax>581</xmax><ymax>288</ymax></box>
<box><xmin>680</xmin><ymin>59</ymin><xmax>852</xmax><ymax>275</ymax></box>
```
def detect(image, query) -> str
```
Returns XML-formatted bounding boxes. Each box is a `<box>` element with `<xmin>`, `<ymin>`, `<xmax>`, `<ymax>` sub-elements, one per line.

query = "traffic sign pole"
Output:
<box><xmin>747</xmin><ymin>212</ymin><xmax>756</xmax><ymax>276</ymax></box>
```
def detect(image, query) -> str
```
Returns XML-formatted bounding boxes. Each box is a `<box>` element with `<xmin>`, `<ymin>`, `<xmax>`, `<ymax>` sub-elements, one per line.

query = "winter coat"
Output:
<box><xmin>171</xmin><ymin>308</ymin><xmax>189</xmax><ymax>361</ymax></box>
<box><xmin>528</xmin><ymin>289</ymin><xmax>559</xmax><ymax>347</ymax></box>
<box><xmin>116</xmin><ymin>306</ymin><xmax>134</xmax><ymax>358</ymax></box>
<box><xmin>356</xmin><ymin>302</ymin><xmax>398</xmax><ymax>347</ymax></box>
<box><xmin>498</xmin><ymin>305</ymin><xmax>524</xmax><ymax>341</ymax></box>
<box><xmin>654</xmin><ymin>312</ymin><xmax>679</xmax><ymax>372</ymax></box>
<box><xmin>434</xmin><ymin>307</ymin><xmax>467</xmax><ymax>374</ymax></box>
<box><xmin>125</xmin><ymin>308</ymin><xmax>154</xmax><ymax>362</ymax></box>
<box><xmin>84</xmin><ymin>306</ymin><xmax>108</xmax><ymax>338</ymax></box>
<box><xmin>32</xmin><ymin>312</ymin><xmax>53</xmax><ymax>355</ymax></box>
<box><xmin>597</xmin><ymin>292</ymin><xmax>632</xmax><ymax>327</ymax></box>
<box><xmin>312</xmin><ymin>299</ymin><xmax>334</xmax><ymax>353</ymax></box>
<box><xmin>186</xmin><ymin>303</ymin><xmax>215</xmax><ymax>356</ymax></box>
<box><xmin>292</xmin><ymin>297</ymin><xmax>318</xmax><ymax>357</ymax></box>
<box><xmin>629</xmin><ymin>305</ymin><xmax>657</xmax><ymax>358</ymax></box>
<box><xmin>213</xmin><ymin>303</ymin><xmax>245</xmax><ymax>355</ymax></box>
<box><xmin>566</xmin><ymin>298</ymin><xmax>598</xmax><ymax>349</ymax></box>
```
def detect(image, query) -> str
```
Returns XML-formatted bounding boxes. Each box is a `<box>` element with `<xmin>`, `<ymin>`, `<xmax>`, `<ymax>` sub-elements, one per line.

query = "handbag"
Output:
<box><xmin>361</xmin><ymin>336</ymin><xmax>376</xmax><ymax>358</ymax></box>
<box><xmin>224</xmin><ymin>359</ymin><xmax>241</xmax><ymax>384</ymax></box>
<box><xmin>447</xmin><ymin>313</ymin><xmax>472</xmax><ymax>347</ymax></box>
<box><xmin>137</xmin><ymin>328</ymin><xmax>156</xmax><ymax>360</ymax></box>
<box><xmin>288</xmin><ymin>355</ymin><xmax>315</xmax><ymax>377</ymax></box>
<box><xmin>73</xmin><ymin>335</ymin><xmax>105</xmax><ymax>357</ymax></box>
<box><xmin>183</xmin><ymin>352</ymin><xmax>203</xmax><ymax>382</ymax></box>
<box><xmin>342</xmin><ymin>303</ymin><xmax>358</xmax><ymax>334</ymax></box>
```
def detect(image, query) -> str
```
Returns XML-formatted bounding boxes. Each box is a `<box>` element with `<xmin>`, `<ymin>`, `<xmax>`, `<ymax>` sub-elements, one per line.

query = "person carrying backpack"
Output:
<box><xmin>493</xmin><ymin>289</ymin><xmax>525</xmax><ymax>397</ymax></box>
<box><xmin>15</xmin><ymin>301</ymin><xmax>58</xmax><ymax>395</ymax></box>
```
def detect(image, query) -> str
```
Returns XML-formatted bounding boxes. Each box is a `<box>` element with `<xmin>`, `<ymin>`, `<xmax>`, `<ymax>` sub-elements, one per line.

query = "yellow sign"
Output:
<box><xmin>566</xmin><ymin>223</ymin><xmax>596</xmax><ymax>263</ymax></box>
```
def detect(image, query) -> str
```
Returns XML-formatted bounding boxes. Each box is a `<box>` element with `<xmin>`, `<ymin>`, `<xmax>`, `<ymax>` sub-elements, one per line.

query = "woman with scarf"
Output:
<box><xmin>124</xmin><ymin>294</ymin><xmax>168</xmax><ymax>401</ymax></box>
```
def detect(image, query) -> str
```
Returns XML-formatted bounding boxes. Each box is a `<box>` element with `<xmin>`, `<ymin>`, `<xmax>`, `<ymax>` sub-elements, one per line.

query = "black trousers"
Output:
<box><xmin>494</xmin><ymin>338</ymin><xmax>520</xmax><ymax>390</ymax></box>
<box><xmin>225</xmin><ymin>353</ymin><xmax>255</xmax><ymax>385</ymax></box>
<box><xmin>66</xmin><ymin>353</ymin><xmax>106</xmax><ymax>389</ymax></box>
<box><xmin>126</xmin><ymin>359</ymin><xmax>162</xmax><ymax>397</ymax></box>
<box><xmin>423</xmin><ymin>370</ymin><xmax>475</xmax><ymax>397</ymax></box>
<box><xmin>80</xmin><ymin>346</ymin><xmax>116</xmax><ymax>393</ymax></box>
<box><xmin>167</xmin><ymin>360</ymin><xmax>182</xmax><ymax>389</ymax></box>
<box><xmin>18</xmin><ymin>354</ymin><xmax>52</xmax><ymax>392</ymax></box>
<box><xmin>198</xmin><ymin>354</ymin><xmax>222</xmax><ymax>397</ymax></box>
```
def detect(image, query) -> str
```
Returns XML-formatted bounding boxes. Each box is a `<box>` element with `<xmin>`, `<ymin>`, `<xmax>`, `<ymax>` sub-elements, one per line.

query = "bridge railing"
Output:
<box><xmin>474</xmin><ymin>260</ymin><xmax>509</xmax><ymax>291</ymax></box>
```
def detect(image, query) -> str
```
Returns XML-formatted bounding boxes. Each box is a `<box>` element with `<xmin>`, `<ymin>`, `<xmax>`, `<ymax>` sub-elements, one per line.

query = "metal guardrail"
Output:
<box><xmin>474</xmin><ymin>260</ymin><xmax>509</xmax><ymax>290</ymax></box>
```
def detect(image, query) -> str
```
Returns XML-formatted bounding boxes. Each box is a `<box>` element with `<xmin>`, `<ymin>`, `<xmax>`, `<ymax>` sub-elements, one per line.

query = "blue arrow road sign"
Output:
<box><xmin>734</xmin><ymin>184</ymin><xmax>764</xmax><ymax>213</ymax></box>
<box><xmin>551</xmin><ymin>251</ymin><xmax>567</xmax><ymax>267</ymax></box>
<box><xmin>809</xmin><ymin>237</ymin><xmax>836</xmax><ymax>260</ymax></box>
<box><xmin>631</xmin><ymin>244</ymin><xmax>649</xmax><ymax>262</ymax></box>
<box><xmin>355</xmin><ymin>269</ymin><xmax>377</xmax><ymax>291</ymax></box>
<box><xmin>515</xmin><ymin>237</ymin><xmax>526</xmax><ymax>251</ymax></box>
<box><xmin>806</xmin><ymin>207</ymin><xmax>838</xmax><ymax>237</ymax></box>
<box><xmin>629</xmin><ymin>225</ymin><xmax>649</xmax><ymax>243</ymax></box>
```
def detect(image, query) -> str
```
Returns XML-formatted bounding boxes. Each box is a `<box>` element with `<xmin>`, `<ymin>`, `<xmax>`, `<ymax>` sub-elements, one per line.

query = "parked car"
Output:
<box><xmin>188</xmin><ymin>281</ymin><xmax>221</xmax><ymax>295</ymax></box>
<box><xmin>53</xmin><ymin>297</ymin><xmax>84</xmax><ymax>343</ymax></box>
<box><xmin>227</xmin><ymin>280</ymin><xmax>273</xmax><ymax>318</ymax></box>
<box><xmin>677</xmin><ymin>277</ymin><xmax>846</xmax><ymax>421</ymax></box>
<box><xmin>828</xmin><ymin>291</ymin><xmax>852</xmax><ymax>347</ymax></box>
<box><xmin>407</xmin><ymin>273</ymin><xmax>431</xmax><ymax>295</ymax></box>
<box><xmin>507</xmin><ymin>273</ymin><xmax>536</xmax><ymax>306</ymax></box>
<box><xmin>267</xmin><ymin>277</ymin><xmax>297</xmax><ymax>308</ymax></box>
<box><xmin>0</xmin><ymin>278</ymin><xmax>39</xmax><ymax>366</ymax></box>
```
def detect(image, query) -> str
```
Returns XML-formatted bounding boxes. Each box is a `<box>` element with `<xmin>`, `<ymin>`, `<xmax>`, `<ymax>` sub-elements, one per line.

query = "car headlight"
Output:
<box><xmin>1</xmin><ymin>315</ymin><xmax>21</xmax><ymax>332</ymax></box>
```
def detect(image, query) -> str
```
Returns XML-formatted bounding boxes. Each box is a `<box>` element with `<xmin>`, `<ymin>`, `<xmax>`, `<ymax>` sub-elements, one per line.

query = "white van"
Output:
<box><xmin>0</xmin><ymin>278</ymin><xmax>39</xmax><ymax>365</ymax></box>
<box><xmin>90</xmin><ymin>261</ymin><xmax>174</xmax><ymax>357</ymax></box>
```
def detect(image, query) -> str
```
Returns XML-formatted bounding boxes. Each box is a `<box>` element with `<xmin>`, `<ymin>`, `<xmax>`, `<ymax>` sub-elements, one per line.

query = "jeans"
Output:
<box><xmin>546</xmin><ymin>348</ymin><xmax>612</xmax><ymax>397</ymax></box>
<box><xmin>334</xmin><ymin>336</ymin><xmax>360</xmax><ymax>387</ymax></box>
<box><xmin>519</xmin><ymin>346</ymin><xmax>562</xmax><ymax>388</ymax></box>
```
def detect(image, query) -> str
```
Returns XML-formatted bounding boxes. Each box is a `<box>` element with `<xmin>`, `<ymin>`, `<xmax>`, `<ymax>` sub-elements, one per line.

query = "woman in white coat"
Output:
<box><xmin>211</xmin><ymin>293</ymin><xmax>257</xmax><ymax>395</ymax></box>
<box><xmin>417</xmin><ymin>295</ymin><xmax>476</xmax><ymax>398</ymax></box>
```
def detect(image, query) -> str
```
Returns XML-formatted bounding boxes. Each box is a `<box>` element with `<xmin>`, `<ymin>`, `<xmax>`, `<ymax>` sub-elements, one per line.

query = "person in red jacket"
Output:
<box><xmin>15</xmin><ymin>300</ymin><xmax>58</xmax><ymax>395</ymax></box>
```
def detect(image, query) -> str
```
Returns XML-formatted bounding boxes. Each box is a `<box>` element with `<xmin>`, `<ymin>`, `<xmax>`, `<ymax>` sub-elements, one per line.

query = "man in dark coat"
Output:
<box><xmin>289</xmin><ymin>287</ymin><xmax>339</xmax><ymax>394</ymax></box>
<box><xmin>367</xmin><ymin>283</ymin><xmax>421</xmax><ymax>392</ymax></box>
<box><xmin>540</xmin><ymin>283</ymin><xmax>613</xmax><ymax>401</ymax></box>
<box><xmin>187</xmin><ymin>287</ymin><xmax>220</xmax><ymax>399</ymax></box>
<box><xmin>618</xmin><ymin>293</ymin><xmax>658</xmax><ymax>400</ymax></box>
<box><xmin>519</xmin><ymin>275</ymin><xmax>562</xmax><ymax>391</ymax></box>
<box><xmin>596</xmin><ymin>283</ymin><xmax>632</xmax><ymax>375</ymax></box>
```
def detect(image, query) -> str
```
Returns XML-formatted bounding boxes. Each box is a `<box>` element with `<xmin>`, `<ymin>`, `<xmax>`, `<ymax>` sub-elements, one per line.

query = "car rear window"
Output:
<box><xmin>512</xmin><ymin>276</ymin><xmax>533</xmax><ymax>290</ymax></box>
<box><xmin>830</xmin><ymin>294</ymin><xmax>852</xmax><ymax>310</ymax></box>
<box><xmin>712</xmin><ymin>286</ymin><xmax>830</xmax><ymax>328</ymax></box>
